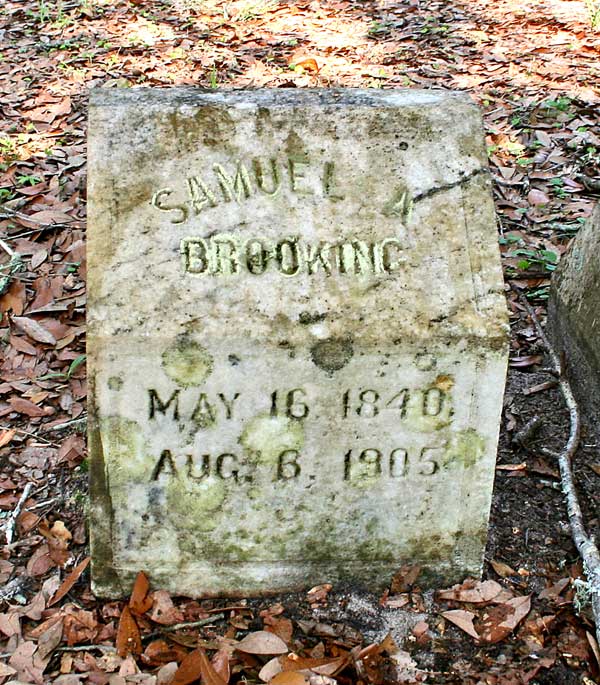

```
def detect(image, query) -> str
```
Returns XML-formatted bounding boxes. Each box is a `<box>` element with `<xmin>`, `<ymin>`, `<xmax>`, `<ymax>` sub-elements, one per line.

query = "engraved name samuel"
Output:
<box><xmin>150</xmin><ymin>155</ymin><xmax>412</xmax><ymax>278</ymax></box>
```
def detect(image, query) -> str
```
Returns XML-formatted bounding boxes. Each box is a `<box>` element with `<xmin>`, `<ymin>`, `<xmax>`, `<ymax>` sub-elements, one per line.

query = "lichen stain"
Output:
<box><xmin>239</xmin><ymin>414</ymin><xmax>304</xmax><ymax>466</ymax></box>
<box><xmin>310</xmin><ymin>338</ymin><xmax>353</xmax><ymax>373</ymax></box>
<box><xmin>100</xmin><ymin>416</ymin><xmax>150</xmax><ymax>489</ymax></box>
<box><xmin>442</xmin><ymin>429</ymin><xmax>486</xmax><ymax>469</ymax></box>
<box><xmin>166</xmin><ymin>476</ymin><xmax>226</xmax><ymax>533</ymax></box>
<box><xmin>162</xmin><ymin>335</ymin><xmax>213</xmax><ymax>386</ymax></box>
<box><xmin>434</xmin><ymin>374</ymin><xmax>454</xmax><ymax>392</ymax></box>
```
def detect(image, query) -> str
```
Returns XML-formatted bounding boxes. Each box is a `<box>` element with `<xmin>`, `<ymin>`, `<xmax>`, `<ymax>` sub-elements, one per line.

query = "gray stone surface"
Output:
<box><xmin>548</xmin><ymin>204</ymin><xmax>600</xmax><ymax>427</ymax></box>
<box><xmin>87</xmin><ymin>88</ymin><xmax>508</xmax><ymax>597</ymax></box>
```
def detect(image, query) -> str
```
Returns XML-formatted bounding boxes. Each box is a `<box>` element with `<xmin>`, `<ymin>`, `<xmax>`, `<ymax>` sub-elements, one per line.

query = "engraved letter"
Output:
<box><xmin>181</xmin><ymin>237</ymin><xmax>210</xmax><ymax>274</ymax></box>
<box><xmin>390</xmin><ymin>448</ymin><xmax>408</xmax><ymax>477</ymax></box>
<box><xmin>387</xmin><ymin>389</ymin><xmax>409</xmax><ymax>418</ymax></box>
<box><xmin>423</xmin><ymin>388</ymin><xmax>444</xmax><ymax>416</ymax></box>
<box><xmin>187</xmin><ymin>454</ymin><xmax>210</xmax><ymax>480</ymax></box>
<box><xmin>380</xmin><ymin>238</ymin><xmax>403</xmax><ymax>273</ymax></box>
<box><xmin>253</xmin><ymin>158</ymin><xmax>280</xmax><ymax>196</ymax></box>
<box><xmin>288</xmin><ymin>156</ymin><xmax>314</xmax><ymax>195</ymax></box>
<box><xmin>277</xmin><ymin>238</ymin><xmax>301</xmax><ymax>276</ymax></box>
<box><xmin>322</xmin><ymin>161</ymin><xmax>344</xmax><ymax>200</ymax></box>
<box><xmin>149</xmin><ymin>389</ymin><xmax>180</xmax><ymax>421</ymax></box>
<box><xmin>187</xmin><ymin>176</ymin><xmax>218</xmax><ymax>214</ymax></box>
<box><xmin>216</xmin><ymin>453</ymin><xmax>239</xmax><ymax>481</ymax></box>
<box><xmin>305</xmin><ymin>242</ymin><xmax>332</xmax><ymax>275</ymax></box>
<box><xmin>245</xmin><ymin>239</ymin><xmax>270</xmax><ymax>275</ymax></box>
<box><xmin>213</xmin><ymin>238</ymin><xmax>239</xmax><ymax>275</ymax></box>
<box><xmin>359</xmin><ymin>448</ymin><xmax>382</xmax><ymax>477</ymax></box>
<box><xmin>191</xmin><ymin>393</ymin><xmax>216</xmax><ymax>428</ymax></box>
<box><xmin>218</xmin><ymin>392</ymin><xmax>240</xmax><ymax>419</ymax></box>
<box><xmin>152</xmin><ymin>449</ymin><xmax>178</xmax><ymax>480</ymax></box>
<box><xmin>352</xmin><ymin>241</ymin><xmax>376</xmax><ymax>275</ymax></box>
<box><xmin>277</xmin><ymin>449</ymin><xmax>301</xmax><ymax>480</ymax></box>
<box><xmin>214</xmin><ymin>161</ymin><xmax>253</xmax><ymax>203</ymax></box>
<box><xmin>151</xmin><ymin>189</ymin><xmax>188</xmax><ymax>224</ymax></box>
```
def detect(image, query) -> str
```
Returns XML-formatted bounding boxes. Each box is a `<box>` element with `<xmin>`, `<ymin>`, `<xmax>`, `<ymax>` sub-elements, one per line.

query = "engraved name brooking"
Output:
<box><xmin>180</xmin><ymin>235</ymin><xmax>405</xmax><ymax>276</ymax></box>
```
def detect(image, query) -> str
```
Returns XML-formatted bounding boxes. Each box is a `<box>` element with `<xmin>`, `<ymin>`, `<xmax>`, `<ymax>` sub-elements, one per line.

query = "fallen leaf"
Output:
<box><xmin>260</xmin><ymin>657</ymin><xmax>283</xmax><ymax>682</ymax></box>
<box><xmin>211</xmin><ymin>647</ymin><xmax>231</xmax><ymax>683</ymax></box>
<box><xmin>0</xmin><ymin>429</ymin><xmax>16</xmax><ymax>448</ymax></box>
<box><xmin>442</xmin><ymin>610</ymin><xmax>479</xmax><ymax>639</ymax></box>
<box><xmin>48</xmin><ymin>557</ymin><xmax>90</xmax><ymax>606</ymax></box>
<box><xmin>270</xmin><ymin>672</ymin><xmax>309</xmax><ymax>685</ymax></box>
<box><xmin>236</xmin><ymin>630</ymin><xmax>289</xmax><ymax>655</ymax></box>
<box><xmin>11</xmin><ymin>316</ymin><xmax>57</xmax><ymax>344</ymax></box>
<box><xmin>172</xmin><ymin>648</ymin><xmax>227</xmax><ymax>685</ymax></box>
<box><xmin>9</xmin><ymin>397</ymin><xmax>52</xmax><ymax>417</ymax></box>
<box><xmin>528</xmin><ymin>188</ymin><xmax>550</xmax><ymax>205</ymax></box>
<box><xmin>130</xmin><ymin>571</ymin><xmax>153</xmax><ymax>615</ymax></box>
<box><xmin>438</xmin><ymin>579</ymin><xmax>506</xmax><ymax>604</ymax></box>
<box><xmin>491</xmin><ymin>560</ymin><xmax>517</xmax><ymax>578</ymax></box>
<box><xmin>294</xmin><ymin>58</ymin><xmax>319</xmax><ymax>73</ymax></box>
<box><xmin>390</xmin><ymin>565</ymin><xmax>421</xmax><ymax>594</ymax></box>
<box><xmin>116</xmin><ymin>605</ymin><xmax>142</xmax><ymax>658</ymax></box>
<box><xmin>37</xmin><ymin>618</ymin><xmax>63</xmax><ymax>659</ymax></box>
<box><xmin>478</xmin><ymin>595</ymin><xmax>531</xmax><ymax>643</ymax></box>
<box><xmin>149</xmin><ymin>590</ymin><xmax>184</xmax><ymax>625</ymax></box>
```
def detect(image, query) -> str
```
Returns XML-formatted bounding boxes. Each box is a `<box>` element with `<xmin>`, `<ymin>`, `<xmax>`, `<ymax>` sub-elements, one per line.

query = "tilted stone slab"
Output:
<box><xmin>87</xmin><ymin>88</ymin><xmax>508</xmax><ymax>597</ymax></box>
<box><xmin>548</xmin><ymin>204</ymin><xmax>600</xmax><ymax>425</ymax></box>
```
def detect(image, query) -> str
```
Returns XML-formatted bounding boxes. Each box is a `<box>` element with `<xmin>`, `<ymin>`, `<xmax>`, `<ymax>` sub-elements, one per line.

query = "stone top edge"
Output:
<box><xmin>88</xmin><ymin>86</ymin><xmax>475</xmax><ymax>110</ymax></box>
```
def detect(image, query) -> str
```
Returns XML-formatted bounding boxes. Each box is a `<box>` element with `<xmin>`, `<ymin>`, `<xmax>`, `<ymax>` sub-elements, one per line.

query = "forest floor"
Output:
<box><xmin>1</xmin><ymin>0</ymin><xmax>600</xmax><ymax>682</ymax></box>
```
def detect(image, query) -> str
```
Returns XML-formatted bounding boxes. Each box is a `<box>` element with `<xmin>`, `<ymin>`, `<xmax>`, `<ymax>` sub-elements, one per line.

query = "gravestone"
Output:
<box><xmin>548</xmin><ymin>205</ymin><xmax>600</xmax><ymax>426</ymax></box>
<box><xmin>88</xmin><ymin>88</ymin><xmax>508</xmax><ymax>597</ymax></box>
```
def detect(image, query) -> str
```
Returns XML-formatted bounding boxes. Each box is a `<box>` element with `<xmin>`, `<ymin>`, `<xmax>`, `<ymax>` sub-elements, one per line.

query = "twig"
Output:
<box><xmin>0</xmin><ymin>238</ymin><xmax>24</xmax><ymax>295</ymax></box>
<box><xmin>0</xmin><ymin>425</ymin><xmax>58</xmax><ymax>445</ymax></box>
<box><xmin>515</xmin><ymin>287</ymin><xmax>600</xmax><ymax>646</ymax></box>
<box><xmin>0</xmin><ymin>575</ymin><xmax>31</xmax><ymax>604</ymax></box>
<box><xmin>46</xmin><ymin>416</ymin><xmax>87</xmax><ymax>433</ymax></box>
<box><xmin>512</xmin><ymin>416</ymin><xmax>543</xmax><ymax>446</ymax></box>
<box><xmin>0</xmin><ymin>207</ymin><xmax>84</xmax><ymax>228</ymax></box>
<box><xmin>55</xmin><ymin>644</ymin><xmax>116</xmax><ymax>654</ymax></box>
<box><xmin>4</xmin><ymin>483</ymin><xmax>34</xmax><ymax>545</ymax></box>
<box><xmin>142</xmin><ymin>613</ymin><xmax>226</xmax><ymax>642</ymax></box>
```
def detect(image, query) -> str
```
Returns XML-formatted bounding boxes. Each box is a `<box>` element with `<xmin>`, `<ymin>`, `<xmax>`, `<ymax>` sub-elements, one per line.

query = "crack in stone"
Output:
<box><xmin>413</xmin><ymin>167</ymin><xmax>487</xmax><ymax>204</ymax></box>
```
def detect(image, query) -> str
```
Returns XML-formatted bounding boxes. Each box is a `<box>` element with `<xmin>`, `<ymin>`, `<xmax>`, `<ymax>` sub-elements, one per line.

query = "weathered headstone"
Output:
<box><xmin>88</xmin><ymin>88</ymin><xmax>508</xmax><ymax>597</ymax></box>
<box><xmin>548</xmin><ymin>204</ymin><xmax>600</xmax><ymax>425</ymax></box>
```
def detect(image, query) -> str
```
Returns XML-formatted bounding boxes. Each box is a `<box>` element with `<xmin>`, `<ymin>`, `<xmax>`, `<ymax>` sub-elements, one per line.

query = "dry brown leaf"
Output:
<box><xmin>490</xmin><ymin>560</ymin><xmax>517</xmax><ymax>578</ymax></box>
<box><xmin>259</xmin><ymin>656</ymin><xmax>283</xmax><ymax>682</ymax></box>
<box><xmin>390</xmin><ymin>565</ymin><xmax>421</xmax><ymax>594</ymax></box>
<box><xmin>271</xmin><ymin>672</ymin><xmax>309</xmax><ymax>685</ymax></box>
<box><xmin>37</xmin><ymin>618</ymin><xmax>63</xmax><ymax>660</ymax></box>
<box><xmin>211</xmin><ymin>647</ymin><xmax>231</xmax><ymax>683</ymax></box>
<box><xmin>294</xmin><ymin>58</ymin><xmax>319</xmax><ymax>73</ymax></box>
<box><xmin>438</xmin><ymin>579</ymin><xmax>505</xmax><ymax>604</ymax></box>
<box><xmin>9</xmin><ymin>397</ymin><xmax>52</xmax><ymax>417</ymax></box>
<box><xmin>442</xmin><ymin>610</ymin><xmax>479</xmax><ymax>640</ymax></box>
<box><xmin>48</xmin><ymin>557</ymin><xmax>90</xmax><ymax>607</ymax></box>
<box><xmin>236</xmin><ymin>630</ymin><xmax>289</xmax><ymax>655</ymax></box>
<box><xmin>172</xmin><ymin>647</ymin><xmax>227</xmax><ymax>685</ymax></box>
<box><xmin>129</xmin><ymin>571</ymin><xmax>153</xmax><ymax>615</ymax></box>
<box><xmin>478</xmin><ymin>595</ymin><xmax>531</xmax><ymax>644</ymax></box>
<box><xmin>11</xmin><ymin>316</ymin><xmax>57</xmax><ymax>344</ymax></box>
<box><xmin>116</xmin><ymin>605</ymin><xmax>142</xmax><ymax>658</ymax></box>
<box><xmin>149</xmin><ymin>590</ymin><xmax>184</xmax><ymax>625</ymax></box>
<box><xmin>266</xmin><ymin>617</ymin><xmax>293</xmax><ymax>644</ymax></box>
<box><xmin>142</xmin><ymin>639</ymin><xmax>188</xmax><ymax>667</ymax></box>
<box><xmin>0</xmin><ymin>429</ymin><xmax>16</xmax><ymax>448</ymax></box>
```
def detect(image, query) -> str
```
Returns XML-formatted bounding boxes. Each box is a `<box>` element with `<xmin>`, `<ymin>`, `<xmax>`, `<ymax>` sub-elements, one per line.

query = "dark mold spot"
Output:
<box><xmin>299</xmin><ymin>311</ymin><xmax>327</xmax><ymax>325</ymax></box>
<box><xmin>310</xmin><ymin>338</ymin><xmax>354</xmax><ymax>373</ymax></box>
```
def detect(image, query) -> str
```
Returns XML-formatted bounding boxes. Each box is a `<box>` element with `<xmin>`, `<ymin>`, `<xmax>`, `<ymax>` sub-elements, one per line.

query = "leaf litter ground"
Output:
<box><xmin>1</xmin><ymin>0</ymin><xmax>600</xmax><ymax>682</ymax></box>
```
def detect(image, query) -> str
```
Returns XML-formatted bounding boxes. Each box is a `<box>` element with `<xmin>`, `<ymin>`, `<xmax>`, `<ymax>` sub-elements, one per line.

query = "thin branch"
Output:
<box><xmin>3</xmin><ymin>483</ymin><xmax>34</xmax><ymax>545</ymax></box>
<box><xmin>142</xmin><ymin>613</ymin><xmax>226</xmax><ymax>641</ymax></box>
<box><xmin>515</xmin><ymin>287</ymin><xmax>600</xmax><ymax>646</ymax></box>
